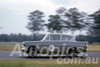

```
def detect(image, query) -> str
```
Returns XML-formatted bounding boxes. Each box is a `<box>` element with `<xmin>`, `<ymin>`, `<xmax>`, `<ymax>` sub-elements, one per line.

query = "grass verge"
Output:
<box><xmin>0</xmin><ymin>43</ymin><xmax>22</xmax><ymax>51</ymax></box>
<box><xmin>0</xmin><ymin>44</ymin><xmax>100</xmax><ymax>51</ymax></box>
<box><xmin>0</xmin><ymin>60</ymin><xmax>100</xmax><ymax>67</ymax></box>
<box><xmin>0</xmin><ymin>43</ymin><xmax>16</xmax><ymax>46</ymax></box>
<box><xmin>88</xmin><ymin>44</ymin><xmax>100</xmax><ymax>51</ymax></box>
<box><xmin>0</xmin><ymin>47</ymin><xmax>14</xmax><ymax>51</ymax></box>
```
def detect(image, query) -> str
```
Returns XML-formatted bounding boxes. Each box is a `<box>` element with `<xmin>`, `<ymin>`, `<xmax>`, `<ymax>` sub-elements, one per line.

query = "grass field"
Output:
<box><xmin>0</xmin><ymin>43</ymin><xmax>16</xmax><ymax>46</ymax></box>
<box><xmin>0</xmin><ymin>60</ymin><xmax>100</xmax><ymax>67</ymax></box>
<box><xmin>88</xmin><ymin>44</ymin><xmax>100</xmax><ymax>51</ymax></box>
<box><xmin>0</xmin><ymin>43</ymin><xmax>100</xmax><ymax>51</ymax></box>
<box><xmin>0</xmin><ymin>43</ymin><xmax>22</xmax><ymax>51</ymax></box>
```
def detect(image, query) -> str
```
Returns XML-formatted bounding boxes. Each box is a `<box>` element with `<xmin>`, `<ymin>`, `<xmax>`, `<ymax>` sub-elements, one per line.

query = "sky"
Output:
<box><xmin>0</xmin><ymin>0</ymin><xmax>100</xmax><ymax>35</ymax></box>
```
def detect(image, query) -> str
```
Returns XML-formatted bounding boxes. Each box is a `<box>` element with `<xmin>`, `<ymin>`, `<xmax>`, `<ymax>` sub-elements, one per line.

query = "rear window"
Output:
<box><xmin>62</xmin><ymin>35</ymin><xmax>72</xmax><ymax>41</ymax></box>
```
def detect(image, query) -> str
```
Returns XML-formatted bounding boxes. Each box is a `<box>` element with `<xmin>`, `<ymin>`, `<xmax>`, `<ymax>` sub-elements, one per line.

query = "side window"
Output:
<box><xmin>62</xmin><ymin>35</ymin><xmax>72</xmax><ymax>41</ymax></box>
<box><xmin>50</xmin><ymin>35</ymin><xmax>60</xmax><ymax>40</ymax></box>
<box><xmin>45</xmin><ymin>35</ymin><xmax>49</xmax><ymax>40</ymax></box>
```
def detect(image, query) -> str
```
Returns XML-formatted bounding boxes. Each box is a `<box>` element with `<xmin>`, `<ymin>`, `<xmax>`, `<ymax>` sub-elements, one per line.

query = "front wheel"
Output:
<box><xmin>68</xmin><ymin>48</ymin><xmax>78</xmax><ymax>57</ymax></box>
<box><xmin>28</xmin><ymin>47</ymin><xmax>38</xmax><ymax>57</ymax></box>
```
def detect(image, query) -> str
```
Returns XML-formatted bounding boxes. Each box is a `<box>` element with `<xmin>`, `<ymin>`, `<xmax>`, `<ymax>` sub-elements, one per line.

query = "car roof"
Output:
<box><xmin>46</xmin><ymin>33</ymin><xmax>73</xmax><ymax>37</ymax></box>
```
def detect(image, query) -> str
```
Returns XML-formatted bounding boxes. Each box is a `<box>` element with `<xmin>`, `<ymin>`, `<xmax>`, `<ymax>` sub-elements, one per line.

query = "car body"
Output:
<box><xmin>21</xmin><ymin>33</ymin><xmax>88</xmax><ymax>57</ymax></box>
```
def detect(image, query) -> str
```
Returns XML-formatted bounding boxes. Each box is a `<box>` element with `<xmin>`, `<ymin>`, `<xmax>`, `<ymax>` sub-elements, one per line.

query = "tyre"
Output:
<box><xmin>28</xmin><ymin>47</ymin><xmax>38</xmax><ymax>57</ymax></box>
<box><xmin>68</xmin><ymin>48</ymin><xmax>78</xmax><ymax>57</ymax></box>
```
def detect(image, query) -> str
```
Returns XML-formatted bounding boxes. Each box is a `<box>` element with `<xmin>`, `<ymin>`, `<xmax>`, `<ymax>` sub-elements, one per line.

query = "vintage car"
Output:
<box><xmin>21</xmin><ymin>33</ymin><xmax>88</xmax><ymax>57</ymax></box>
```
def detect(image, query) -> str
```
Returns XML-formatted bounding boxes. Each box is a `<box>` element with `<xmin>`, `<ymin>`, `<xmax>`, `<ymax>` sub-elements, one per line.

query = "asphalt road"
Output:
<box><xmin>0</xmin><ymin>51</ymin><xmax>100</xmax><ymax>60</ymax></box>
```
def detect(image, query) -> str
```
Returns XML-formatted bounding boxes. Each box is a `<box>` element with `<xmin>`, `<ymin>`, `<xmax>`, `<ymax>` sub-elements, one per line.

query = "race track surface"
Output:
<box><xmin>0</xmin><ymin>51</ymin><xmax>100</xmax><ymax>60</ymax></box>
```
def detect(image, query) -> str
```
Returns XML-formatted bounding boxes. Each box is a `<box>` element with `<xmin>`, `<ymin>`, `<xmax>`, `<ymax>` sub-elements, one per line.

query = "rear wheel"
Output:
<box><xmin>28</xmin><ymin>47</ymin><xmax>38</xmax><ymax>57</ymax></box>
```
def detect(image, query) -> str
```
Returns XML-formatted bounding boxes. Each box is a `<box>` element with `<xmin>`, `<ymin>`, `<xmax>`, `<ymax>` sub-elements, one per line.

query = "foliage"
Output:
<box><xmin>64</xmin><ymin>8</ymin><xmax>90</xmax><ymax>34</ymax></box>
<box><xmin>45</xmin><ymin>7</ymin><xmax>90</xmax><ymax>34</ymax></box>
<box><xmin>27</xmin><ymin>10</ymin><xmax>45</xmax><ymax>33</ymax></box>
<box><xmin>0</xmin><ymin>33</ymin><xmax>100</xmax><ymax>43</ymax></box>
<box><xmin>76</xmin><ymin>35</ymin><xmax>100</xmax><ymax>43</ymax></box>
<box><xmin>0</xmin><ymin>33</ymin><xmax>44</xmax><ymax>42</ymax></box>
<box><xmin>89</xmin><ymin>9</ymin><xmax>100</xmax><ymax>37</ymax></box>
<box><xmin>26</xmin><ymin>10</ymin><xmax>45</xmax><ymax>40</ymax></box>
<box><xmin>46</xmin><ymin>15</ymin><xmax>64</xmax><ymax>33</ymax></box>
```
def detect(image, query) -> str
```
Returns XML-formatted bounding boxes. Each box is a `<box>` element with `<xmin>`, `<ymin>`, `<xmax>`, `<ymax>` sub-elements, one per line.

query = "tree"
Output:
<box><xmin>46</xmin><ymin>15</ymin><xmax>64</xmax><ymax>33</ymax></box>
<box><xmin>56</xmin><ymin>7</ymin><xmax>66</xmax><ymax>15</ymax></box>
<box><xmin>26</xmin><ymin>10</ymin><xmax>45</xmax><ymax>40</ymax></box>
<box><xmin>89</xmin><ymin>9</ymin><xmax>100</xmax><ymax>37</ymax></box>
<box><xmin>64</xmin><ymin>8</ymin><xmax>89</xmax><ymax>35</ymax></box>
<box><xmin>56</xmin><ymin>7</ymin><xmax>69</xmax><ymax>33</ymax></box>
<box><xmin>46</xmin><ymin>7</ymin><xmax>66</xmax><ymax>33</ymax></box>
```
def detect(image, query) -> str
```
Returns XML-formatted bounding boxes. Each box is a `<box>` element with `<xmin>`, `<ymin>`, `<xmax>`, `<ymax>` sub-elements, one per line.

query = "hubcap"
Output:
<box><xmin>29</xmin><ymin>47</ymin><xmax>37</xmax><ymax>57</ymax></box>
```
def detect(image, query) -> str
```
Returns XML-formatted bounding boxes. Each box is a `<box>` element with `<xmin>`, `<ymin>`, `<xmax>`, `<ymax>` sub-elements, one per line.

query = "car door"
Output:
<box><xmin>60</xmin><ymin>35</ymin><xmax>73</xmax><ymax>54</ymax></box>
<box><xmin>39</xmin><ymin>34</ymin><xmax>62</xmax><ymax>54</ymax></box>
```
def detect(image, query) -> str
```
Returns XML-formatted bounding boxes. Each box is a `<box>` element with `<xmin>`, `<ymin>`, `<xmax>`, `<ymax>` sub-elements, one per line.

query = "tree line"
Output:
<box><xmin>0</xmin><ymin>33</ymin><xmax>44</xmax><ymax>42</ymax></box>
<box><xmin>26</xmin><ymin>7</ymin><xmax>100</xmax><ymax>43</ymax></box>
<box><xmin>27</xmin><ymin>7</ymin><xmax>100</xmax><ymax>36</ymax></box>
<box><xmin>0</xmin><ymin>33</ymin><xmax>99</xmax><ymax>43</ymax></box>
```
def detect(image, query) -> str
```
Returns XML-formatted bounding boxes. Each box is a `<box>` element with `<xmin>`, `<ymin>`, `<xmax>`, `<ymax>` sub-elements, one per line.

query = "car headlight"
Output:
<box><xmin>22</xmin><ymin>42</ymin><xmax>26</xmax><ymax>47</ymax></box>
<box><xmin>22</xmin><ymin>42</ymin><xmax>25</xmax><ymax>44</ymax></box>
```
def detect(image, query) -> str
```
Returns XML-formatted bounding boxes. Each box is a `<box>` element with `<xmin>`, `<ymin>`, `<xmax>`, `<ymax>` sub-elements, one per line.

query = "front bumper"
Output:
<box><xmin>21</xmin><ymin>45</ymin><xmax>28</xmax><ymax>52</ymax></box>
